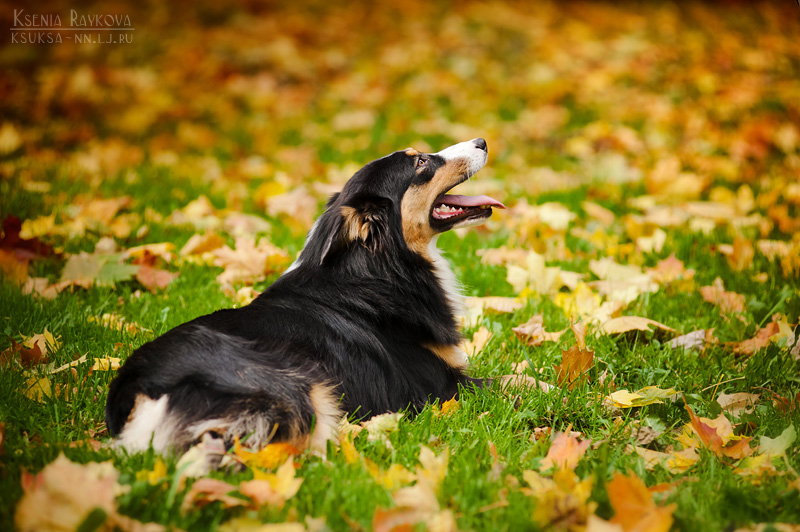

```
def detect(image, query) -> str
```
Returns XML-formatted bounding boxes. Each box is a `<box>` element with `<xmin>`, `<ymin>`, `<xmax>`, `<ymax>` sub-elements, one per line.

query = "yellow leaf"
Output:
<box><xmin>604</xmin><ymin>390</ymin><xmax>643</xmax><ymax>408</ymax></box>
<box><xmin>24</xmin><ymin>374</ymin><xmax>52</xmax><ymax>403</ymax></box>
<box><xmin>22</xmin><ymin>329</ymin><xmax>60</xmax><ymax>355</ymax></box>
<box><xmin>365</xmin><ymin>459</ymin><xmax>415</xmax><ymax>490</ymax></box>
<box><xmin>251</xmin><ymin>458</ymin><xmax>303</xmax><ymax>498</ymax></box>
<box><xmin>461</xmin><ymin>326</ymin><xmax>492</xmax><ymax>356</ymax></box>
<box><xmin>136</xmin><ymin>457</ymin><xmax>168</xmax><ymax>485</ymax></box>
<box><xmin>339</xmin><ymin>433</ymin><xmax>360</xmax><ymax>465</ymax></box>
<box><xmin>91</xmin><ymin>357</ymin><xmax>121</xmax><ymax>371</ymax></box>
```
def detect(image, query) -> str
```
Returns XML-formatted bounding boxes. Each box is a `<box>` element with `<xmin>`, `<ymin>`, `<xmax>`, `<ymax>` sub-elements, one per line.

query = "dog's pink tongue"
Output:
<box><xmin>436</xmin><ymin>195</ymin><xmax>506</xmax><ymax>209</ymax></box>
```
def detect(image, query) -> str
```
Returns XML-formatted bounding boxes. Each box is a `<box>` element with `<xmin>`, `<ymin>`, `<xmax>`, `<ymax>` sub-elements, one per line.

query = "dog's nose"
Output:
<box><xmin>473</xmin><ymin>138</ymin><xmax>487</xmax><ymax>152</ymax></box>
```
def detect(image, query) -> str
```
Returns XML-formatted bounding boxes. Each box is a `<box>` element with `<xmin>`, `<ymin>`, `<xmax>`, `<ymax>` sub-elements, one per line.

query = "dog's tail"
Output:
<box><xmin>106</xmin><ymin>325</ymin><xmax>340</xmax><ymax>453</ymax></box>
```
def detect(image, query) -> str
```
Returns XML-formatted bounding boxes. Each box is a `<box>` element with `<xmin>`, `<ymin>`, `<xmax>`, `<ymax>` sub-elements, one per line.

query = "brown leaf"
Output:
<box><xmin>553</xmin><ymin>344</ymin><xmax>594</xmax><ymax>389</ymax></box>
<box><xmin>512</xmin><ymin>314</ymin><xmax>566</xmax><ymax>347</ymax></box>
<box><xmin>717</xmin><ymin>392</ymin><xmax>760</xmax><ymax>416</ymax></box>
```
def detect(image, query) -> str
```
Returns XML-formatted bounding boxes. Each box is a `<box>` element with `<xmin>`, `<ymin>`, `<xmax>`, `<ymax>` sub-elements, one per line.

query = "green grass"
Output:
<box><xmin>2</xmin><ymin>172</ymin><xmax>799</xmax><ymax>530</ymax></box>
<box><xmin>2</xmin><ymin>0</ymin><xmax>800</xmax><ymax>530</ymax></box>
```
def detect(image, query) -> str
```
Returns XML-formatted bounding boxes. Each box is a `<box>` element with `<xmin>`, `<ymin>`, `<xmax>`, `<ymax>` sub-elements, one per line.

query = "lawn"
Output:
<box><xmin>2</xmin><ymin>1</ymin><xmax>800</xmax><ymax>531</ymax></box>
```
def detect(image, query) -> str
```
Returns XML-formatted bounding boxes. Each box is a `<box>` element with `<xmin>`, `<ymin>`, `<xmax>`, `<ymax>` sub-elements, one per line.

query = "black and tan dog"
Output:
<box><xmin>106</xmin><ymin>138</ymin><xmax>508</xmax><ymax>454</ymax></box>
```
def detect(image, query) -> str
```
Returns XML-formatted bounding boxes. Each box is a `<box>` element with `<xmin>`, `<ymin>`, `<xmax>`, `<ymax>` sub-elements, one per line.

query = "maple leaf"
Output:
<box><xmin>15</xmin><ymin>453</ymin><xmax>162</xmax><ymax>532</ymax></box>
<box><xmin>135</xmin><ymin>264</ymin><xmax>178</xmax><ymax>292</ymax></box>
<box><xmin>263</xmin><ymin>186</ymin><xmax>319</xmax><ymax>234</ymax></box>
<box><xmin>604</xmin><ymin>386</ymin><xmax>679</xmax><ymax>409</ymax></box>
<box><xmin>361</xmin><ymin>412</ymin><xmax>403</xmax><ymax>449</ymax></box>
<box><xmin>728</xmin><ymin>315</ymin><xmax>794</xmax><ymax>356</ymax></box>
<box><xmin>181</xmin><ymin>478</ymin><xmax>245</xmax><ymax>512</ymax></box>
<box><xmin>136</xmin><ymin>458</ymin><xmax>168</xmax><ymax>485</ymax></box>
<box><xmin>523</xmin><ymin>468</ymin><xmax>596</xmax><ymax>531</ymax></box>
<box><xmin>598</xmin><ymin>317</ymin><xmax>677</xmax><ymax>339</ymax></box>
<box><xmin>90</xmin><ymin>357</ymin><xmax>121</xmax><ymax>371</ymax></box>
<box><xmin>22</xmin><ymin>328</ymin><xmax>60</xmax><ymax>355</ymax></box>
<box><xmin>553</xmin><ymin>344</ymin><xmax>594</xmax><ymax>390</ymax></box>
<box><xmin>667</xmin><ymin>329</ymin><xmax>709</xmax><ymax>351</ymax></box>
<box><xmin>372</xmin><ymin>446</ymin><xmax>454</xmax><ymax>532</ymax></box>
<box><xmin>540</xmin><ymin>430</ymin><xmax>591</xmax><ymax>471</ymax></box>
<box><xmin>716</xmin><ymin>392</ymin><xmax>760</xmax><ymax>417</ymax></box>
<box><xmin>88</xmin><ymin>313</ymin><xmax>149</xmax><ymax>335</ymax></box>
<box><xmin>1</xmin><ymin>338</ymin><xmax>47</xmax><ymax>368</ymax></box>
<box><xmin>507</xmin><ymin>250</ymin><xmax>582</xmax><ymax>296</ymax></box>
<box><xmin>180</xmin><ymin>232</ymin><xmax>225</xmax><ymax>258</ymax></box>
<box><xmin>684</xmin><ymin>405</ymin><xmax>755</xmax><ymax>459</ymax></box>
<box><xmin>699</xmin><ymin>277</ymin><xmax>746</xmax><ymax>315</ymax></box>
<box><xmin>213</xmin><ymin>236</ymin><xmax>291</xmax><ymax>287</ymax></box>
<box><xmin>461</xmin><ymin>326</ymin><xmax>492</xmax><ymax>356</ymax></box>
<box><xmin>245</xmin><ymin>457</ymin><xmax>304</xmax><ymax>508</ymax></box>
<box><xmin>645</xmin><ymin>254</ymin><xmax>695</xmax><ymax>286</ymax></box>
<box><xmin>605</xmin><ymin>472</ymin><xmax>676</xmax><ymax>532</ymax></box>
<box><xmin>233</xmin><ymin>438</ymin><xmax>302</xmax><ymax>470</ymax></box>
<box><xmin>60</xmin><ymin>251</ymin><xmax>139</xmax><ymax>289</ymax></box>
<box><xmin>512</xmin><ymin>314</ymin><xmax>567</xmax><ymax>347</ymax></box>
<box><xmin>364</xmin><ymin>459</ymin><xmax>416</xmax><ymax>490</ymax></box>
<box><xmin>759</xmin><ymin>424</ymin><xmax>796</xmax><ymax>458</ymax></box>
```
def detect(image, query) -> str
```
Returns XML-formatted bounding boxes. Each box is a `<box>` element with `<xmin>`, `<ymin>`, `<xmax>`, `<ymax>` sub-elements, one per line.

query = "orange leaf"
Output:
<box><xmin>607</xmin><ymin>473</ymin><xmax>676</xmax><ymax>532</ymax></box>
<box><xmin>553</xmin><ymin>344</ymin><xmax>594</xmax><ymax>389</ymax></box>
<box><xmin>540</xmin><ymin>431</ymin><xmax>591</xmax><ymax>471</ymax></box>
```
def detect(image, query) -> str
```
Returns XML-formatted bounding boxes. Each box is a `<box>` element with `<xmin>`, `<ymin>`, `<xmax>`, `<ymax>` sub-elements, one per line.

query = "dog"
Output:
<box><xmin>105</xmin><ymin>138</ymin><xmax>508</xmax><ymax>455</ymax></box>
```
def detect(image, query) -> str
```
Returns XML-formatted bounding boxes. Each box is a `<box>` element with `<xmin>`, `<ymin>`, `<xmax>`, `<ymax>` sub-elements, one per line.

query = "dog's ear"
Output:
<box><xmin>320</xmin><ymin>195</ymin><xmax>391</xmax><ymax>264</ymax></box>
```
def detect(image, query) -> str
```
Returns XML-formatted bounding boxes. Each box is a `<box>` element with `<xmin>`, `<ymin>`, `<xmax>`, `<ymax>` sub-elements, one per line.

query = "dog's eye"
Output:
<box><xmin>417</xmin><ymin>157</ymin><xmax>426</xmax><ymax>168</ymax></box>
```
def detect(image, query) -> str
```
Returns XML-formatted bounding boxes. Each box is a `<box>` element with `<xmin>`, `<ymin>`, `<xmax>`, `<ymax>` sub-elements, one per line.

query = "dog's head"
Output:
<box><xmin>298</xmin><ymin>138</ymin><xmax>504</xmax><ymax>266</ymax></box>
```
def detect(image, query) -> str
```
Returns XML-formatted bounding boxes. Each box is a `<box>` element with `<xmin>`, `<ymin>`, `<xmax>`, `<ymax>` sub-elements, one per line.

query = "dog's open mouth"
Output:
<box><xmin>431</xmin><ymin>193</ymin><xmax>505</xmax><ymax>229</ymax></box>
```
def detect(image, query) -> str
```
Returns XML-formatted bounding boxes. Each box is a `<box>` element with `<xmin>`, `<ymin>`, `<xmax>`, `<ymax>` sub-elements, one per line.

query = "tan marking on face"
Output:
<box><xmin>405</xmin><ymin>148</ymin><xmax>419</xmax><ymax>157</ymax></box>
<box><xmin>341</xmin><ymin>206</ymin><xmax>369</xmax><ymax>242</ymax></box>
<box><xmin>401</xmin><ymin>158</ymin><xmax>468</xmax><ymax>257</ymax></box>
<box><xmin>424</xmin><ymin>342</ymin><xmax>469</xmax><ymax>370</ymax></box>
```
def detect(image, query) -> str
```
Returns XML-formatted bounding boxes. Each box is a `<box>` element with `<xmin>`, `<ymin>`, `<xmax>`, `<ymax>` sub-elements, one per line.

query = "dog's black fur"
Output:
<box><xmin>106</xmin><ymin>139</ymin><xmax>500</xmax><ymax>453</ymax></box>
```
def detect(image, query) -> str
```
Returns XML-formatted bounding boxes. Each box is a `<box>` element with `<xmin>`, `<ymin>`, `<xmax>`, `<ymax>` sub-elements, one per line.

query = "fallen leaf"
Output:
<box><xmin>14</xmin><ymin>453</ymin><xmax>135</xmax><ymax>532</ymax></box>
<box><xmin>233</xmin><ymin>439</ymin><xmax>302</xmax><ymax>470</ymax></box>
<box><xmin>245</xmin><ymin>457</ymin><xmax>304</xmax><ymax>508</ymax></box>
<box><xmin>684</xmin><ymin>405</ymin><xmax>754</xmax><ymax>459</ymax></box>
<box><xmin>540</xmin><ymin>430</ymin><xmax>591</xmax><ymax>471</ymax></box>
<box><xmin>181</xmin><ymin>478</ymin><xmax>245</xmax><ymax>512</ymax></box>
<box><xmin>716</xmin><ymin>392</ymin><xmax>760</xmax><ymax>416</ymax></box>
<box><xmin>606</xmin><ymin>472</ymin><xmax>676</xmax><ymax>532</ymax></box>
<box><xmin>523</xmin><ymin>468</ymin><xmax>596</xmax><ymax>530</ymax></box>
<box><xmin>553</xmin><ymin>344</ymin><xmax>594</xmax><ymax>389</ymax></box>
<box><xmin>759</xmin><ymin>424</ymin><xmax>796</xmax><ymax>458</ymax></box>
<box><xmin>91</xmin><ymin>357</ymin><xmax>121</xmax><ymax>371</ymax></box>
<box><xmin>699</xmin><ymin>277</ymin><xmax>746</xmax><ymax>315</ymax></box>
<box><xmin>598</xmin><ymin>317</ymin><xmax>677</xmax><ymax>338</ymax></box>
<box><xmin>24</xmin><ymin>373</ymin><xmax>52</xmax><ymax>402</ymax></box>
<box><xmin>668</xmin><ymin>330</ymin><xmax>707</xmax><ymax>351</ymax></box>
<box><xmin>461</xmin><ymin>326</ymin><xmax>492</xmax><ymax>356</ymax></box>
<box><xmin>136</xmin><ymin>264</ymin><xmax>178</xmax><ymax>292</ymax></box>
<box><xmin>512</xmin><ymin>314</ymin><xmax>567</xmax><ymax>347</ymax></box>
<box><xmin>213</xmin><ymin>236</ymin><xmax>291</xmax><ymax>287</ymax></box>
<box><xmin>361</xmin><ymin>412</ymin><xmax>403</xmax><ymax>449</ymax></box>
<box><xmin>60</xmin><ymin>252</ymin><xmax>139</xmax><ymax>289</ymax></box>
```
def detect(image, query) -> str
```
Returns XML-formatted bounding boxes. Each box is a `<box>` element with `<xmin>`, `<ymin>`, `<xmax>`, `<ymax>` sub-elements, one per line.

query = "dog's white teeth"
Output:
<box><xmin>435</xmin><ymin>204</ymin><xmax>464</xmax><ymax>215</ymax></box>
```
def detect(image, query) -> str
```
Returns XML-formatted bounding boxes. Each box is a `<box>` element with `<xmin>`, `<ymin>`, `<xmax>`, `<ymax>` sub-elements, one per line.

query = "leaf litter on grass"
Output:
<box><xmin>2</xmin><ymin>0</ymin><xmax>800</xmax><ymax>530</ymax></box>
